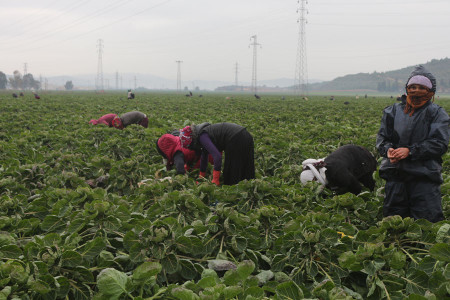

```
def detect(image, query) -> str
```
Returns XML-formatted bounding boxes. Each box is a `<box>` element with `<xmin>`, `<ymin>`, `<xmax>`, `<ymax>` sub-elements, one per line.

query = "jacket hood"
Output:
<box><xmin>405</xmin><ymin>65</ymin><xmax>436</xmax><ymax>92</ymax></box>
<box><xmin>157</xmin><ymin>134</ymin><xmax>181</xmax><ymax>161</ymax></box>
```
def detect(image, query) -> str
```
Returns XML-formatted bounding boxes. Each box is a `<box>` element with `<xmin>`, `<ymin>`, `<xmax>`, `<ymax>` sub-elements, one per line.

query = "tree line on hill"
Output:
<box><xmin>0</xmin><ymin>70</ymin><xmax>40</xmax><ymax>90</ymax></box>
<box><xmin>0</xmin><ymin>70</ymin><xmax>74</xmax><ymax>91</ymax></box>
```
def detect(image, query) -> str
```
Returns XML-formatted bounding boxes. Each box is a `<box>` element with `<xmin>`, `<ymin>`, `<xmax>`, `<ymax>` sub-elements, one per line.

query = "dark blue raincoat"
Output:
<box><xmin>376</xmin><ymin>95</ymin><xmax>449</xmax><ymax>222</ymax></box>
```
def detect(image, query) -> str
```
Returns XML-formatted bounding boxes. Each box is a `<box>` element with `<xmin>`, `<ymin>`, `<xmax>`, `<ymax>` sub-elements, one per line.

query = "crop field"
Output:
<box><xmin>0</xmin><ymin>91</ymin><xmax>449</xmax><ymax>300</ymax></box>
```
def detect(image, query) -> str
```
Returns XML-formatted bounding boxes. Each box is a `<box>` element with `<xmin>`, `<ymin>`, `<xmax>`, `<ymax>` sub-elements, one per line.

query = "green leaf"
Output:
<box><xmin>223</xmin><ymin>269</ymin><xmax>240</xmax><ymax>285</ymax></box>
<box><xmin>256</xmin><ymin>270</ymin><xmax>274</xmax><ymax>285</ymax></box>
<box><xmin>61</xmin><ymin>250</ymin><xmax>83</xmax><ymax>267</ymax></box>
<box><xmin>179</xmin><ymin>259</ymin><xmax>198</xmax><ymax>280</ymax></box>
<box><xmin>161</xmin><ymin>253</ymin><xmax>179</xmax><ymax>274</ymax></box>
<box><xmin>338</xmin><ymin>251</ymin><xmax>362</xmax><ymax>271</ymax></box>
<box><xmin>29</xmin><ymin>279</ymin><xmax>51</xmax><ymax>295</ymax></box>
<box><xmin>275</xmin><ymin>281</ymin><xmax>304</xmax><ymax>299</ymax></box>
<box><xmin>320</xmin><ymin>228</ymin><xmax>339</xmax><ymax>245</ymax></box>
<box><xmin>223</xmin><ymin>286</ymin><xmax>243</xmax><ymax>299</ymax></box>
<box><xmin>272</xmin><ymin>254</ymin><xmax>289</xmax><ymax>272</ymax></box>
<box><xmin>55</xmin><ymin>276</ymin><xmax>70</xmax><ymax>299</ymax></box>
<box><xmin>390</xmin><ymin>251</ymin><xmax>406</xmax><ymax>269</ymax></box>
<box><xmin>40</xmin><ymin>215</ymin><xmax>66</xmax><ymax>232</ymax></box>
<box><xmin>236</xmin><ymin>260</ymin><xmax>255</xmax><ymax>280</ymax></box>
<box><xmin>0</xmin><ymin>245</ymin><xmax>22</xmax><ymax>259</ymax></box>
<box><xmin>171</xmin><ymin>287</ymin><xmax>199</xmax><ymax>300</ymax></box>
<box><xmin>231</xmin><ymin>236</ymin><xmax>247</xmax><ymax>253</ymax></box>
<box><xmin>0</xmin><ymin>286</ymin><xmax>11</xmax><ymax>300</ymax></box>
<box><xmin>96</xmin><ymin>268</ymin><xmax>128</xmax><ymax>299</ymax></box>
<box><xmin>435</xmin><ymin>224</ymin><xmax>450</xmax><ymax>243</ymax></box>
<box><xmin>244</xmin><ymin>286</ymin><xmax>264</xmax><ymax>299</ymax></box>
<box><xmin>429</xmin><ymin>243</ymin><xmax>450</xmax><ymax>262</ymax></box>
<box><xmin>70</xmin><ymin>282</ymin><xmax>93</xmax><ymax>300</ymax></box>
<box><xmin>80</xmin><ymin>237</ymin><xmax>106</xmax><ymax>260</ymax></box>
<box><xmin>405</xmin><ymin>269</ymin><xmax>429</xmax><ymax>295</ymax></box>
<box><xmin>197</xmin><ymin>276</ymin><xmax>217</xmax><ymax>289</ymax></box>
<box><xmin>132</xmin><ymin>261</ymin><xmax>162</xmax><ymax>281</ymax></box>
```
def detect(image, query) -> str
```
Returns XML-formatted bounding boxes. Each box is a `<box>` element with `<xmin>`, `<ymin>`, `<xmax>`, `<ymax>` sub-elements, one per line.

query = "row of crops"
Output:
<box><xmin>0</xmin><ymin>91</ymin><xmax>449</xmax><ymax>300</ymax></box>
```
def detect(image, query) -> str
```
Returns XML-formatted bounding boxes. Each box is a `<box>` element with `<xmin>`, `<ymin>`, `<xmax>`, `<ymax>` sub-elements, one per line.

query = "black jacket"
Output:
<box><xmin>376</xmin><ymin>96</ymin><xmax>449</xmax><ymax>183</ymax></box>
<box><xmin>324</xmin><ymin>145</ymin><xmax>377</xmax><ymax>195</ymax></box>
<box><xmin>191</xmin><ymin>122</ymin><xmax>245</xmax><ymax>151</ymax></box>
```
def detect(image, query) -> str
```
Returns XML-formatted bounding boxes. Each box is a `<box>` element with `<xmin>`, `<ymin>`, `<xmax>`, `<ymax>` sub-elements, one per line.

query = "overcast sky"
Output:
<box><xmin>1</xmin><ymin>0</ymin><xmax>450</xmax><ymax>85</ymax></box>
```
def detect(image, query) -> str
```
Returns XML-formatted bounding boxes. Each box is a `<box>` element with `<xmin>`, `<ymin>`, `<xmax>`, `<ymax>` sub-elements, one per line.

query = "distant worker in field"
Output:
<box><xmin>180</xmin><ymin>122</ymin><xmax>255</xmax><ymax>186</ymax></box>
<box><xmin>12</xmin><ymin>93</ymin><xmax>18</xmax><ymax>98</ymax></box>
<box><xmin>33</xmin><ymin>93</ymin><xmax>40</xmax><ymax>100</ymax></box>
<box><xmin>300</xmin><ymin>144</ymin><xmax>377</xmax><ymax>195</ymax></box>
<box><xmin>127</xmin><ymin>89</ymin><xmax>135</xmax><ymax>99</ymax></box>
<box><xmin>89</xmin><ymin>111</ymin><xmax>148</xmax><ymax>129</ymax></box>
<box><xmin>376</xmin><ymin>65</ymin><xmax>449</xmax><ymax>223</ymax></box>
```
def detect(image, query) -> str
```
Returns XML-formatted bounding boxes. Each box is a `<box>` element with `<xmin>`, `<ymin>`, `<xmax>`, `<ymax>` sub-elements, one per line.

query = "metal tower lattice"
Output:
<box><xmin>249</xmin><ymin>35</ymin><xmax>261</xmax><ymax>94</ymax></box>
<box><xmin>176</xmin><ymin>60</ymin><xmax>183</xmax><ymax>92</ymax></box>
<box><xmin>294</xmin><ymin>0</ymin><xmax>308</xmax><ymax>97</ymax></box>
<box><xmin>234</xmin><ymin>62</ymin><xmax>239</xmax><ymax>87</ymax></box>
<box><xmin>96</xmin><ymin>39</ymin><xmax>104</xmax><ymax>91</ymax></box>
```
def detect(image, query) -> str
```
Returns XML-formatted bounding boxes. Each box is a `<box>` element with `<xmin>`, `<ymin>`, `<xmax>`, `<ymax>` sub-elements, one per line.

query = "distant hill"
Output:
<box><xmin>308</xmin><ymin>58</ymin><xmax>450</xmax><ymax>93</ymax></box>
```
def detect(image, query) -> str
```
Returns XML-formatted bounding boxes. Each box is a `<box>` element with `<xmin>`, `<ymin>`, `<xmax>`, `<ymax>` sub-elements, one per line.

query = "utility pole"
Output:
<box><xmin>115</xmin><ymin>71</ymin><xmax>119</xmax><ymax>90</ymax></box>
<box><xmin>249</xmin><ymin>35</ymin><xmax>261</xmax><ymax>94</ymax></box>
<box><xmin>134</xmin><ymin>76</ymin><xmax>137</xmax><ymax>89</ymax></box>
<box><xmin>234</xmin><ymin>62</ymin><xmax>239</xmax><ymax>87</ymax></box>
<box><xmin>295</xmin><ymin>0</ymin><xmax>308</xmax><ymax>97</ymax></box>
<box><xmin>23</xmin><ymin>63</ymin><xmax>28</xmax><ymax>76</ymax></box>
<box><xmin>96</xmin><ymin>39</ymin><xmax>104</xmax><ymax>92</ymax></box>
<box><xmin>176</xmin><ymin>60</ymin><xmax>183</xmax><ymax>92</ymax></box>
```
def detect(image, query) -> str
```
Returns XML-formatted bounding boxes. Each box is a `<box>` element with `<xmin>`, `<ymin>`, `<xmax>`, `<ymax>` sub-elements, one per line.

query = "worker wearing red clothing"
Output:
<box><xmin>157</xmin><ymin>134</ymin><xmax>200</xmax><ymax>174</ymax></box>
<box><xmin>89</xmin><ymin>113</ymin><xmax>117</xmax><ymax>127</ymax></box>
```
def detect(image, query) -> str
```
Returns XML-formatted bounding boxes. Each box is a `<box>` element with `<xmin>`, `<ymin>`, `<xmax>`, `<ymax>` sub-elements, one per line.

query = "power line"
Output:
<box><xmin>4</xmin><ymin>0</ymin><xmax>132</xmax><ymax>49</ymax></box>
<box><xmin>5</xmin><ymin>0</ymin><xmax>173</xmax><ymax>55</ymax></box>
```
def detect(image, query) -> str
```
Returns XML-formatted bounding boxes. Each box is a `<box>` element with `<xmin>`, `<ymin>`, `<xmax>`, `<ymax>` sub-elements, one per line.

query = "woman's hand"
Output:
<box><xmin>387</xmin><ymin>147</ymin><xmax>410</xmax><ymax>164</ymax></box>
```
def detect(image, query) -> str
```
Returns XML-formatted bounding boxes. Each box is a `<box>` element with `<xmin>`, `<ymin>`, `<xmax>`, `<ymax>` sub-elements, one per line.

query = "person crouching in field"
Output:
<box><xmin>156</xmin><ymin>133</ymin><xmax>202</xmax><ymax>175</ymax></box>
<box><xmin>112</xmin><ymin>111</ymin><xmax>148</xmax><ymax>129</ymax></box>
<box><xmin>300</xmin><ymin>144</ymin><xmax>377</xmax><ymax>195</ymax></box>
<box><xmin>180</xmin><ymin>122</ymin><xmax>255</xmax><ymax>186</ymax></box>
<box><xmin>376</xmin><ymin>65</ymin><xmax>449</xmax><ymax>223</ymax></box>
<box><xmin>89</xmin><ymin>111</ymin><xmax>148</xmax><ymax>129</ymax></box>
<box><xmin>89</xmin><ymin>113</ymin><xmax>118</xmax><ymax>127</ymax></box>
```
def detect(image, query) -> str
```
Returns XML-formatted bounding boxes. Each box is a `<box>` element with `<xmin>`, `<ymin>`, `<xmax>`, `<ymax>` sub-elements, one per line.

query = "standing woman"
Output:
<box><xmin>376</xmin><ymin>65</ymin><xmax>450</xmax><ymax>223</ymax></box>
<box><xmin>180</xmin><ymin>122</ymin><xmax>255</xmax><ymax>185</ymax></box>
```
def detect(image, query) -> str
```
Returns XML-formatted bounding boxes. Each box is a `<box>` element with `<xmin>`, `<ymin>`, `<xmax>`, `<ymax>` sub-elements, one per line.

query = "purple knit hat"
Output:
<box><xmin>407</xmin><ymin>75</ymin><xmax>433</xmax><ymax>89</ymax></box>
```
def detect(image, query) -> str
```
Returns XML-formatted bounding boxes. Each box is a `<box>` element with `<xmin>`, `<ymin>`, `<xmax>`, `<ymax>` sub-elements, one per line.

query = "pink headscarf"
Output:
<box><xmin>179</xmin><ymin>126</ymin><xmax>193</xmax><ymax>148</ymax></box>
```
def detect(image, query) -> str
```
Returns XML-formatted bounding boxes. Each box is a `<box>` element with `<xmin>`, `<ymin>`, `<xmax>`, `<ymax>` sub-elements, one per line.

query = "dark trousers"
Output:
<box><xmin>384</xmin><ymin>179</ymin><xmax>444</xmax><ymax>223</ymax></box>
<box><xmin>222</xmin><ymin>130</ymin><xmax>255</xmax><ymax>185</ymax></box>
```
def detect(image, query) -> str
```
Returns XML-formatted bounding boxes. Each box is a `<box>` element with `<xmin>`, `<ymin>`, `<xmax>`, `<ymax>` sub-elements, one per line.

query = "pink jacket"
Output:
<box><xmin>89</xmin><ymin>114</ymin><xmax>118</xmax><ymax>126</ymax></box>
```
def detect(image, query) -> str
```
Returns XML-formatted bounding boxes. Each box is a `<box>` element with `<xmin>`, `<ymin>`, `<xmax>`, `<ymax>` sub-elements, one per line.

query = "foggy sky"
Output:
<box><xmin>1</xmin><ymin>0</ymin><xmax>449</xmax><ymax>86</ymax></box>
